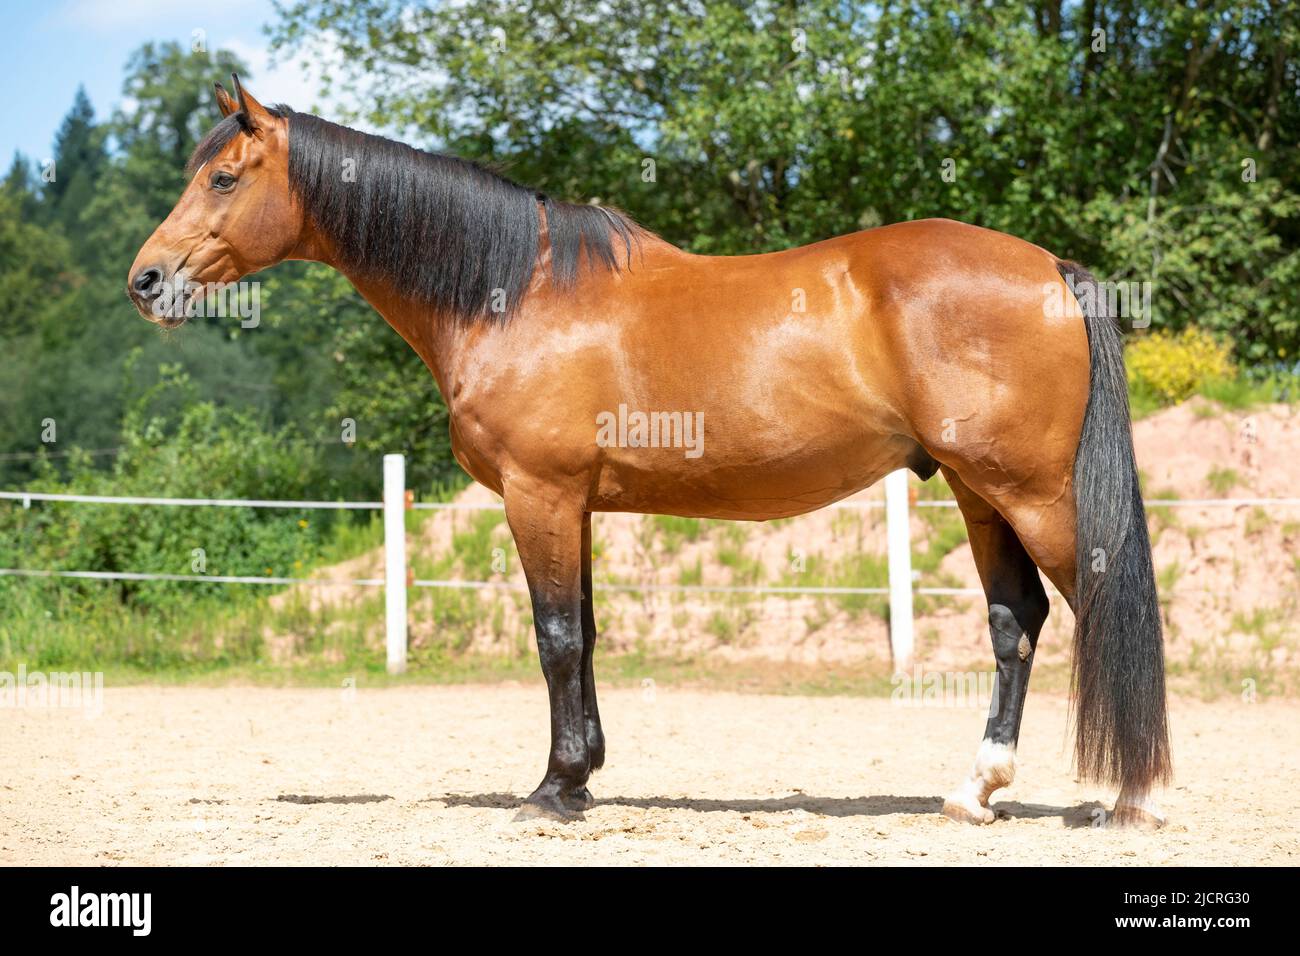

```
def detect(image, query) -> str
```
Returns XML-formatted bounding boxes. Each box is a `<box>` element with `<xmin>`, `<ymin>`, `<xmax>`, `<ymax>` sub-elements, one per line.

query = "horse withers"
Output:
<box><xmin>129</xmin><ymin>76</ymin><xmax>1170</xmax><ymax>828</ymax></box>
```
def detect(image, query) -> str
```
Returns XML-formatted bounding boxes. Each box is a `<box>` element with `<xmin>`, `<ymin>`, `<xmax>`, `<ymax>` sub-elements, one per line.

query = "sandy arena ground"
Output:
<box><xmin>2</xmin><ymin>684</ymin><xmax>1297</xmax><ymax>865</ymax></box>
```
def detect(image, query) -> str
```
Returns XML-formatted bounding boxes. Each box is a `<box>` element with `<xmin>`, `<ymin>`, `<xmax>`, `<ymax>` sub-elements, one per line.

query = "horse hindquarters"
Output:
<box><xmin>937</xmin><ymin>261</ymin><xmax>1169</xmax><ymax>827</ymax></box>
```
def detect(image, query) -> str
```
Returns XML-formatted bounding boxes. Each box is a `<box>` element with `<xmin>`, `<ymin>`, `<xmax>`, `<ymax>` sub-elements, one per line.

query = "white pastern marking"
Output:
<box><xmin>949</xmin><ymin>740</ymin><xmax>1016</xmax><ymax>811</ymax></box>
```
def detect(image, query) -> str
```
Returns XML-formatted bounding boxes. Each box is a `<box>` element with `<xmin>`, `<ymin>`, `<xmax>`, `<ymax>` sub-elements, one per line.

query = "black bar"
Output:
<box><xmin>0</xmin><ymin>866</ymin><xmax>1280</xmax><ymax>940</ymax></box>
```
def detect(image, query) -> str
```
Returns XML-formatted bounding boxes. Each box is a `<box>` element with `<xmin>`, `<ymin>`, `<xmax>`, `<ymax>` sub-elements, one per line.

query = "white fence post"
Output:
<box><xmin>383</xmin><ymin>454</ymin><xmax>407</xmax><ymax>674</ymax></box>
<box><xmin>885</xmin><ymin>468</ymin><xmax>914</xmax><ymax>672</ymax></box>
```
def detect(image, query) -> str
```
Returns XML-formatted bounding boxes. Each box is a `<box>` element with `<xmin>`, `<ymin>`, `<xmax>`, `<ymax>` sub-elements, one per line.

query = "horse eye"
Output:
<box><xmin>210</xmin><ymin>171</ymin><xmax>237</xmax><ymax>192</ymax></box>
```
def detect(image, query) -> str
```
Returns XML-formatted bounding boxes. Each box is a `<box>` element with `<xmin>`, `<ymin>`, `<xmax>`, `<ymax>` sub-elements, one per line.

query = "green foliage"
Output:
<box><xmin>0</xmin><ymin>42</ymin><xmax>460</xmax><ymax>497</ymax></box>
<box><xmin>0</xmin><ymin>188</ymin><xmax>73</xmax><ymax>333</ymax></box>
<box><xmin>0</xmin><ymin>371</ymin><xmax>393</xmax><ymax>671</ymax></box>
<box><xmin>678</xmin><ymin>557</ymin><xmax>703</xmax><ymax>587</ymax></box>
<box><xmin>0</xmin><ymin>372</ymin><xmax>334</xmax><ymax>612</ymax></box>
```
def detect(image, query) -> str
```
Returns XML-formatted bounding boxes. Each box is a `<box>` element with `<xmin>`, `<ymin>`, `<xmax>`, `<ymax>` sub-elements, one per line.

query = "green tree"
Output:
<box><xmin>47</xmin><ymin>86</ymin><xmax>108</xmax><ymax>232</ymax></box>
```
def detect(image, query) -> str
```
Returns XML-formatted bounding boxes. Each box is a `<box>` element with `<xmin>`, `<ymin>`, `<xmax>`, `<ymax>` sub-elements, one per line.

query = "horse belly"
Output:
<box><xmin>589</xmin><ymin>414</ymin><xmax>912</xmax><ymax>520</ymax></box>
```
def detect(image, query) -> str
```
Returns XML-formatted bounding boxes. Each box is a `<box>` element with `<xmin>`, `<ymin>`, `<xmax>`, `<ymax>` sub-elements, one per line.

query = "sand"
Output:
<box><xmin>3</xmin><ymin>683</ymin><xmax>1296</xmax><ymax>865</ymax></box>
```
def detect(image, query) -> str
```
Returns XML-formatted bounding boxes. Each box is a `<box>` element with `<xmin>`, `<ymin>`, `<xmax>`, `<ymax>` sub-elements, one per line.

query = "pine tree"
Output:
<box><xmin>47</xmin><ymin>86</ymin><xmax>107</xmax><ymax>220</ymax></box>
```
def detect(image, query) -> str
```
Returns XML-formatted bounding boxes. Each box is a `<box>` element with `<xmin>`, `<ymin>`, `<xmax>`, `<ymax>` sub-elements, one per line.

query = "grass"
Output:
<box><xmin>677</xmin><ymin>558</ymin><xmax>703</xmax><ymax>587</ymax></box>
<box><xmin>911</xmin><ymin>477</ymin><xmax>969</xmax><ymax>614</ymax></box>
<box><xmin>8</xmin><ymin>564</ymin><xmax>1293</xmax><ymax>702</ymax></box>
<box><xmin>778</xmin><ymin>551</ymin><xmax>889</xmax><ymax>618</ymax></box>
<box><xmin>716</xmin><ymin>544</ymin><xmax>764</xmax><ymax>586</ymax></box>
<box><xmin>705</xmin><ymin>610</ymin><xmax>737</xmax><ymax>643</ymax></box>
<box><xmin>316</xmin><ymin>512</ymin><xmax>386</xmax><ymax>565</ymax></box>
<box><xmin>1230</xmin><ymin>607</ymin><xmax>1287</xmax><ymax>653</ymax></box>
<box><xmin>1245</xmin><ymin>507</ymin><xmax>1271</xmax><ymax>537</ymax></box>
<box><xmin>20</xmin><ymin>648</ymin><xmax>1289</xmax><ymax>703</ymax></box>
<box><xmin>649</xmin><ymin>514</ymin><xmax>705</xmax><ymax>555</ymax></box>
<box><xmin>1205</xmin><ymin>465</ymin><xmax>1240</xmax><ymax>496</ymax></box>
<box><xmin>1198</xmin><ymin>373</ymin><xmax>1288</xmax><ymax>410</ymax></box>
<box><xmin>1146</xmin><ymin>487</ymin><xmax>1182</xmax><ymax>537</ymax></box>
<box><xmin>65</xmin><ymin>652</ymin><xmax>912</xmax><ymax>698</ymax></box>
<box><xmin>1155</xmin><ymin>561</ymin><xmax>1182</xmax><ymax>639</ymax></box>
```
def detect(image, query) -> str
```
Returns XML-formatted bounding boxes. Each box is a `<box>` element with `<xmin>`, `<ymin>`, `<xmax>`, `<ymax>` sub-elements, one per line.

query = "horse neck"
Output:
<box><xmin>308</xmin><ymin>222</ymin><xmax>674</xmax><ymax>404</ymax></box>
<box><xmin>333</xmin><ymin>264</ymin><xmax>468</xmax><ymax>399</ymax></box>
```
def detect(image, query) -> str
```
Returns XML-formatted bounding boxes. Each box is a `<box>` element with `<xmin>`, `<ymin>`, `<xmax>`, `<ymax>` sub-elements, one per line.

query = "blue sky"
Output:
<box><xmin>1</xmin><ymin>0</ymin><xmax>334</xmax><ymax>164</ymax></box>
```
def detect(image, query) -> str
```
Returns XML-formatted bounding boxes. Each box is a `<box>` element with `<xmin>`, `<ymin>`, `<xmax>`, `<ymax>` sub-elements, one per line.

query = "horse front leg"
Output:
<box><xmin>505</xmin><ymin>480</ymin><xmax>591</xmax><ymax>821</ymax></box>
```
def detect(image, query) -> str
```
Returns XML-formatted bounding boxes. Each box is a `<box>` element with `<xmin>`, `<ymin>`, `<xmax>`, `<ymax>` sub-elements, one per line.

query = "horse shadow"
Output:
<box><xmin>273</xmin><ymin>793</ymin><xmax>393</xmax><ymax>805</ymax></box>
<box><xmin>430</xmin><ymin>792</ymin><xmax>1105</xmax><ymax>826</ymax></box>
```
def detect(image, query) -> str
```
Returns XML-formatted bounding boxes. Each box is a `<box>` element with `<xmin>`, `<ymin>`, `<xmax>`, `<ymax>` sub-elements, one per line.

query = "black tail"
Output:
<box><xmin>1059</xmin><ymin>261</ymin><xmax>1171</xmax><ymax>797</ymax></box>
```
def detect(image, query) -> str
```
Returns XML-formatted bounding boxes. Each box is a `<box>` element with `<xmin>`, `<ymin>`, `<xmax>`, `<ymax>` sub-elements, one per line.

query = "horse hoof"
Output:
<box><xmin>562</xmin><ymin>787</ymin><xmax>595</xmax><ymax>812</ymax></box>
<box><xmin>942</xmin><ymin>796</ymin><xmax>995</xmax><ymax>825</ymax></box>
<box><xmin>1110</xmin><ymin>803</ymin><xmax>1166</xmax><ymax>830</ymax></box>
<box><xmin>513</xmin><ymin>797</ymin><xmax>583</xmax><ymax>824</ymax></box>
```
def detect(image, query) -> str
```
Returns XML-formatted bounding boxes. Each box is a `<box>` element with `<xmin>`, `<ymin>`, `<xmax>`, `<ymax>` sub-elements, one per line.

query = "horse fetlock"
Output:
<box><xmin>561</xmin><ymin>787</ymin><xmax>595</xmax><ymax>813</ymax></box>
<box><xmin>943</xmin><ymin>740</ymin><xmax>1016</xmax><ymax>824</ymax></box>
<box><xmin>548</xmin><ymin>745</ymin><xmax>591</xmax><ymax>786</ymax></box>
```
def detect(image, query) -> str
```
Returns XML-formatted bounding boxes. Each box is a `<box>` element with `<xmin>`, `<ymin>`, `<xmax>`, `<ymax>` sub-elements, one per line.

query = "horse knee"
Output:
<box><xmin>988</xmin><ymin>604</ymin><xmax>1028</xmax><ymax>664</ymax></box>
<box><xmin>988</xmin><ymin>593</ymin><xmax>1047</xmax><ymax>662</ymax></box>
<box><xmin>534</xmin><ymin>611</ymin><xmax>583</xmax><ymax>673</ymax></box>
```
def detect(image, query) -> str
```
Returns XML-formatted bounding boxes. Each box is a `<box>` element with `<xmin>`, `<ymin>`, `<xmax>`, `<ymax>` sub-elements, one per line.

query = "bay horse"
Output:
<box><xmin>129</xmin><ymin>76</ymin><xmax>1170</xmax><ymax>827</ymax></box>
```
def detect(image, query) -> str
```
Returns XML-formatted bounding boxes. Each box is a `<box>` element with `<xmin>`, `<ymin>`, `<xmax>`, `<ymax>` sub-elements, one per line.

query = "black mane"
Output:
<box><xmin>187</xmin><ymin>107</ymin><xmax>639</xmax><ymax>321</ymax></box>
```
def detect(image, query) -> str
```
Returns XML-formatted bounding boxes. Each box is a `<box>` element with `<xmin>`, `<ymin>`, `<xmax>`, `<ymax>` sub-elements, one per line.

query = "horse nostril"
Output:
<box><xmin>131</xmin><ymin>267</ymin><xmax>163</xmax><ymax>298</ymax></box>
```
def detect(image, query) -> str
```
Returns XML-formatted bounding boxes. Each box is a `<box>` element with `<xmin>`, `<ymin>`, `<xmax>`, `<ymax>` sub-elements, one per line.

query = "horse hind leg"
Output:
<box><xmin>940</xmin><ymin>462</ymin><xmax>1167</xmax><ymax>828</ymax></box>
<box><xmin>940</xmin><ymin>468</ymin><xmax>1050</xmax><ymax>825</ymax></box>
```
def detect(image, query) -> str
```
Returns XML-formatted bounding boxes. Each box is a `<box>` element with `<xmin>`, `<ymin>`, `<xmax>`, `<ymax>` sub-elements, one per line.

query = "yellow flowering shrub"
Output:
<box><xmin>1126</xmin><ymin>327</ymin><xmax>1235</xmax><ymax>406</ymax></box>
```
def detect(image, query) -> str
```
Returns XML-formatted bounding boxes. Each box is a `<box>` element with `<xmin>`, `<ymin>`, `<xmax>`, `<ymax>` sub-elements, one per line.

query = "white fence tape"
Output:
<box><xmin>0</xmin><ymin>567</ymin><xmax>383</xmax><ymax>586</ymax></box>
<box><xmin>5</xmin><ymin>459</ymin><xmax>1298</xmax><ymax>670</ymax></box>
<box><xmin>0</xmin><ymin>491</ymin><xmax>380</xmax><ymax>509</ymax></box>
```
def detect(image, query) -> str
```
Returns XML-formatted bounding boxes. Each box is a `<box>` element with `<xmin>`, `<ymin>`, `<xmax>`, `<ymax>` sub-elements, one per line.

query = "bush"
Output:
<box><xmin>0</xmin><ymin>371</ymin><xmax>335</xmax><ymax>615</ymax></box>
<box><xmin>1126</xmin><ymin>327</ymin><xmax>1235</xmax><ymax>407</ymax></box>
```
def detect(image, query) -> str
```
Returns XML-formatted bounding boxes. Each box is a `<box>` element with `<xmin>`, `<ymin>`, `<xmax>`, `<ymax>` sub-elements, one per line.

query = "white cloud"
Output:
<box><xmin>217</xmin><ymin>33</ymin><xmax>379</xmax><ymax>134</ymax></box>
<box><xmin>220</xmin><ymin>37</ymin><xmax>327</xmax><ymax>113</ymax></box>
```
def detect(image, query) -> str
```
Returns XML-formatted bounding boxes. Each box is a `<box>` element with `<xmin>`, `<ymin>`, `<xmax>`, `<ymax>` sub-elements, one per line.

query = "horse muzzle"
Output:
<box><xmin>126</xmin><ymin>264</ymin><xmax>190</xmax><ymax>328</ymax></box>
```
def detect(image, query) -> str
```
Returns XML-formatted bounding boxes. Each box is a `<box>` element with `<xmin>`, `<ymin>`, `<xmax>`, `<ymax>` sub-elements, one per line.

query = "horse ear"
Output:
<box><xmin>230</xmin><ymin>73</ymin><xmax>274</xmax><ymax>133</ymax></box>
<box><xmin>214</xmin><ymin>82</ymin><xmax>237</xmax><ymax>118</ymax></box>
